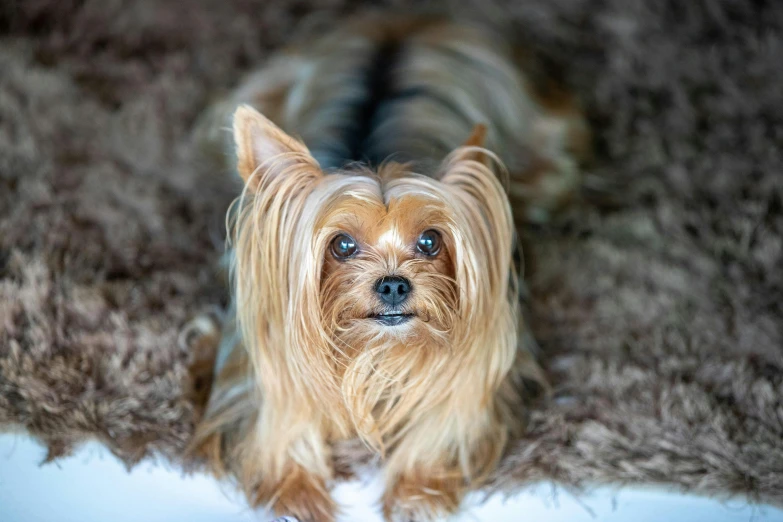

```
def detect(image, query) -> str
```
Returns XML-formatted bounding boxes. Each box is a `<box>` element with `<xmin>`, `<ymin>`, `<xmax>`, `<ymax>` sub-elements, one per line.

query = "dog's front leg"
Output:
<box><xmin>381</xmin><ymin>407</ymin><xmax>506</xmax><ymax>522</ymax></box>
<box><xmin>251</xmin><ymin>422</ymin><xmax>337</xmax><ymax>522</ymax></box>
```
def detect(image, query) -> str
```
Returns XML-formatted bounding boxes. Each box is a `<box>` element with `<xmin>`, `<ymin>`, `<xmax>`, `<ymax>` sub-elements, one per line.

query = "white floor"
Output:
<box><xmin>0</xmin><ymin>433</ymin><xmax>779</xmax><ymax>522</ymax></box>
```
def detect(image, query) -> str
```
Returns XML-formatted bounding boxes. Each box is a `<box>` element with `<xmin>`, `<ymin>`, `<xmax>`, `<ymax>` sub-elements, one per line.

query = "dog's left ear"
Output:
<box><xmin>438</xmin><ymin>123</ymin><xmax>513</xmax><ymax>316</ymax></box>
<box><xmin>233</xmin><ymin>105</ymin><xmax>320</xmax><ymax>191</ymax></box>
<box><xmin>448</xmin><ymin>123</ymin><xmax>492</xmax><ymax>167</ymax></box>
<box><xmin>438</xmin><ymin>123</ymin><xmax>502</xmax><ymax>188</ymax></box>
<box><xmin>462</xmin><ymin>123</ymin><xmax>487</xmax><ymax>149</ymax></box>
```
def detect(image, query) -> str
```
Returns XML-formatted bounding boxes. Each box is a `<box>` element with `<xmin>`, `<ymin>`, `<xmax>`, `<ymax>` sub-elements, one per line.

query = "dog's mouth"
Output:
<box><xmin>370</xmin><ymin>312</ymin><xmax>415</xmax><ymax>326</ymax></box>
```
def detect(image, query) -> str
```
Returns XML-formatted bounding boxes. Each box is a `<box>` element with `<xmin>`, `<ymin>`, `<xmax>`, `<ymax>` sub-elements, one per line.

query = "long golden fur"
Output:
<box><xmin>190</xmin><ymin>11</ymin><xmax>587</xmax><ymax>522</ymax></box>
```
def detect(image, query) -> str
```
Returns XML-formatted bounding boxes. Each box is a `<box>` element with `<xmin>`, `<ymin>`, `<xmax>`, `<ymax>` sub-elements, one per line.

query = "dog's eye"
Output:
<box><xmin>331</xmin><ymin>233</ymin><xmax>357</xmax><ymax>259</ymax></box>
<box><xmin>416</xmin><ymin>229</ymin><xmax>441</xmax><ymax>256</ymax></box>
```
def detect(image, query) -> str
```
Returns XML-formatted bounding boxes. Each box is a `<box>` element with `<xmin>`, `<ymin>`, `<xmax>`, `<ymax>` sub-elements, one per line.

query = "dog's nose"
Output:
<box><xmin>375</xmin><ymin>276</ymin><xmax>411</xmax><ymax>306</ymax></box>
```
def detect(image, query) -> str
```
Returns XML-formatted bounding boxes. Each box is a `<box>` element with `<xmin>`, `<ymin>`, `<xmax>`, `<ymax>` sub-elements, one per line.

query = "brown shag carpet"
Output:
<box><xmin>1</xmin><ymin>0</ymin><xmax>782</xmax><ymax>508</ymax></box>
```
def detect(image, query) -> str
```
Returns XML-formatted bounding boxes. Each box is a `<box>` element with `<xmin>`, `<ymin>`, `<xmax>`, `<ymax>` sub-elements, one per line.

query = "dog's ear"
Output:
<box><xmin>449</xmin><ymin>123</ymin><xmax>492</xmax><ymax>167</ymax></box>
<box><xmin>233</xmin><ymin>104</ymin><xmax>320</xmax><ymax>190</ymax></box>
<box><xmin>463</xmin><ymin>123</ymin><xmax>487</xmax><ymax>148</ymax></box>
<box><xmin>438</xmin><ymin>123</ymin><xmax>504</xmax><ymax>200</ymax></box>
<box><xmin>438</xmin><ymin>122</ymin><xmax>513</xmax><ymax>319</ymax></box>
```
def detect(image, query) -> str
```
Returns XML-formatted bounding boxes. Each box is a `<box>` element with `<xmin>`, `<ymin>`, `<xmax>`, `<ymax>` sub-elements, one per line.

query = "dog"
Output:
<box><xmin>189</xmin><ymin>11</ymin><xmax>589</xmax><ymax>522</ymax></box>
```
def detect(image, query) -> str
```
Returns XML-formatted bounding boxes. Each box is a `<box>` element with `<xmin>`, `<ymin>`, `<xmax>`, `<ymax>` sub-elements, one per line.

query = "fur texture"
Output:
<box><xmin>190</xmin><ymin>14</ymin><xmax>576</xmax><ymax>521</ymax></box>
<box><xmin>1</xmin><ymin>0</ymin><xmax>782</xmax><ymax>515</ymax></box>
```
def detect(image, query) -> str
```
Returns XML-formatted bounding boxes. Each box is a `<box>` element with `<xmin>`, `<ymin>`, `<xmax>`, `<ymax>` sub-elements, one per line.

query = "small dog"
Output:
<box><xmin>190</xmin><ymin>11</ymin><xmax>588</xmax><ymax>522</ymax></box>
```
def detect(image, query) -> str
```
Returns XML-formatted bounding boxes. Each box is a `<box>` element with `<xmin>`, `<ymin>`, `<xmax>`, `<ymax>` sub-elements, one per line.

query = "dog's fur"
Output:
<box><xmin>190</xmin><ymin>12</ymin><xmax>588</xmax><ymax>522</ymax></box>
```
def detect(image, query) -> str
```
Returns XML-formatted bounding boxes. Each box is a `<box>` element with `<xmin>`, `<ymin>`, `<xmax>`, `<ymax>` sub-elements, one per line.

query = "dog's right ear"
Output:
<box><xmin>233</xmin><ymin>105</ymin><xmax>320</xmax><ymax>190</ymax></box>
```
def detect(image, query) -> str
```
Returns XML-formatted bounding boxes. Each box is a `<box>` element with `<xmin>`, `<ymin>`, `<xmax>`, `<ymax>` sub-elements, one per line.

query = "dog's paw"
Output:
<box><xmin>510</xmin><ymin>152</ymin><xmax>581</xmax><ymax>224</ymax></box>
<box><xmin>180</xmin><ymin>310</ymin><xmax>224</xmax><ymax>410</ymax></box>
<box><xmin>179</xmin><ymin>309</ymin><xmax>223</xmax><ymax>352</ymax></box>
<box><xmin>257</xmin><ymin>468</ymin><xmax>337</xmax><ymax>522</ymax></box>
<box><xmin>382</xmin><ymin>474</ymin><xmax>463</xmax><ymax>522</ymax></box>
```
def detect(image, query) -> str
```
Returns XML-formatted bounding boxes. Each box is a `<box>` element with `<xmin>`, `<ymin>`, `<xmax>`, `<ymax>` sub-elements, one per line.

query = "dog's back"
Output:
<box><xmin>196</xmin><ymin>12</ymin><xmax>589</xmax><ymax>222</ymax></box>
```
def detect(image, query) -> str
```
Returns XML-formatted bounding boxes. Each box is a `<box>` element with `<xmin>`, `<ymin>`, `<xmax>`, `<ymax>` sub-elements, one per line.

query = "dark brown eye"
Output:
<box><xmin>331</xmin><ymin>233</ymin><xmax>357</xmax><ymax>259</ymax></box>
<box><xmin>416</xmin><ymin>229</ymin><xmax>441</xmax><ymax>256</ymax></box>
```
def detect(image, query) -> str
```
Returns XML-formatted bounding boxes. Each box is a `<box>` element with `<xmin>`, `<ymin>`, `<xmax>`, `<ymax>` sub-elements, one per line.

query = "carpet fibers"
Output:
<box><xmin>1</xmin><ymin>0</ymin><xmax>782</xmax><ymax>509</ymax></box>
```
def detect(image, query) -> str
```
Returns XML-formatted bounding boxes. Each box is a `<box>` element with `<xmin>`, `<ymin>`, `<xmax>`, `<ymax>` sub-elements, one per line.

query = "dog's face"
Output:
<box><xmin>319</xmin><ymin>174</ymin><xmax>459</xmax><ymax>352</ymax></box>
<box><xmin>229</xmin><ymin>105</ymin><xmax>517</xmax><ymax>442</ymax></box>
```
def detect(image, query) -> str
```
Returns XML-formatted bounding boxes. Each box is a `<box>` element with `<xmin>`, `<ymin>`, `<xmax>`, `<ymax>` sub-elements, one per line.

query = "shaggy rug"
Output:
<box><xmin>1</xmin><ymin>0</ymin><xmax>782</xmax><ymax>511</ymax></box>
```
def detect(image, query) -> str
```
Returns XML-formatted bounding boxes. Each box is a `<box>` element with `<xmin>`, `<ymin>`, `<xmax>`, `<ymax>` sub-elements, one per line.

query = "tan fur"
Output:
<box><xmin>4</xmin><ymin>0</ymin><xmax>782</xmax><ymax>517</ymax></box>
<box><xmin>190</xmin><ymin>12</ymin><xmax>579</xmax><ymax>522</ymax></box>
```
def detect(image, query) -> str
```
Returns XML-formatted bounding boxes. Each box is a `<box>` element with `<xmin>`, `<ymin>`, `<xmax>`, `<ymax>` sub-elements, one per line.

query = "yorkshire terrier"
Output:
<box><xmin>189</xmin><ymin>11</ymin><xmax>589</xmax><ymax>522</ymax></box>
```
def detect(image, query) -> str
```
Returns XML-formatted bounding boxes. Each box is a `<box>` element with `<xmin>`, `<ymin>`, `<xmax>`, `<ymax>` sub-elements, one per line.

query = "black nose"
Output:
<box><xmin>375</xmin><ymin>276</ymin><xmax>411</xmax><ymax>306</ymax></box>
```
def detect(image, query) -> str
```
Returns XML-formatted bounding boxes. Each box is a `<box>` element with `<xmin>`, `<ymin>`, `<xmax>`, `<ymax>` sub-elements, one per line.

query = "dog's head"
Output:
<box><xmin>229</xmin><ymin>105</ymin><xmax>519</xmax><ymax>445</ymax></box>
